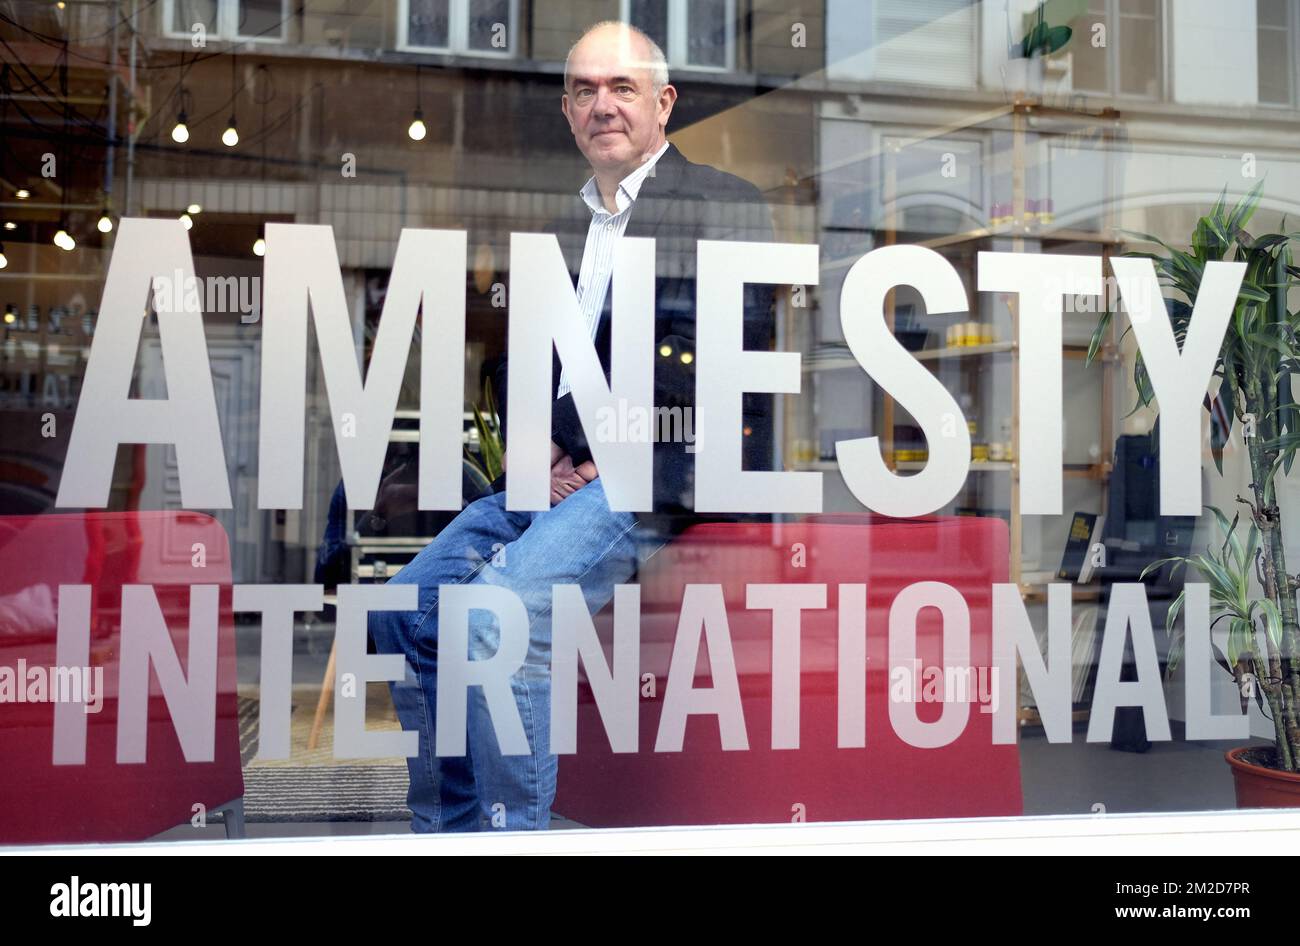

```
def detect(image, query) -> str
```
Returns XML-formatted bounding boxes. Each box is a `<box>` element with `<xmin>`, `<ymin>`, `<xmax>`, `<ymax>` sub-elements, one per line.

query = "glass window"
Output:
<box><xmin>1068</xmin><ymin>0</ymin><xmax>1162</xmax><ymax>98</ymax></box>
<box><xmin>1258</xmin><ymin>0</ymin><xmax>1293</xmax><ymax>105</ymax></box>
<box><xmin>685</xmin><ymin>0</ymin><xmax>728</xmax><ymax>68</ymax></box>
<box><xmin>1117</xmin><ymin>0</ymin><xmax>1161</xmax><ymax>97</ymax></box>
<box><xmin>171</xmin><ymin>0</ymin><xmax>218</xmax><ymax>34</ymax></box>
<box><xmin>407</xmin><ymin>0</ymin><xmax>451</xmax><ymax>49</ymax></box>
<box><xmin>401</xmin><ymin>0</ymin><xmax>516</xmax><ymax>55</ymax></box>
<box><xmin>467</xmin><ymin>0</ymin><xmax>513</xmax><ymax>52</ymax></box>
<box><xmin>236</xmin><ymin>0</ymin><xmax>288</xmax><ymax>40</ymax></box>
<box><xmin>9</xmin><ymin>0</ymin><xmax>1300</xmax><ymax>859</ymax></box>
<box><xmin>626</xmin><ymin>0</ymin><xmax>734</xmax><ymax>71</ymax></box>
<box><xmin>628</xmin><ymin>0</ymin><xmax>669</xmax><ymax>52</ymax></box>
<box><xmin>165</xmin><ymin>0</ymin><xmax>286</xmax><ymax>41</ymax></box>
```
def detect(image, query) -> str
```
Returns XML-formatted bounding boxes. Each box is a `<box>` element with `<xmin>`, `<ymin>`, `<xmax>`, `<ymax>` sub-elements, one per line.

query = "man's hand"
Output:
<box><xmin>500</xmin><ymin>441</ymin><xmax>564</xmax><ymax>475</ymax></box>
<box><xmin>573</xmin><ymin>460</ymin><xmax>598</xmax><ymax>483</ymax></box>
<box><xmin>550</xmin><ymin>454</ymin><xmax>588</xmax><ymax>505</ymax></box>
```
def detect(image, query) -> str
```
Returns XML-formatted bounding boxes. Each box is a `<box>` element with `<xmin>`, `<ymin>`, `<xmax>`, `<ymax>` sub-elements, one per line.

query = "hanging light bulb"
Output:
<box><xmin>186</xmin><ymin>203</ymin><xmax>202</xmax><ymax>215</ymax></box>
<box><xmin>222</xmin><ymin>117</ymin><xmax>239</xmax><ymax>147</ymax></box>
<box><xmin>253</xmin><ymin>237</ymin><xmax>266</xmax><ymax>257</ymax></box>
<box><xmin>3</xmin><ymin>221</ymin><xmax>15</xmax><ymax>230</ymax></box>
<box><xmin>171</xmin><ymin>110</ymin><xmax>190</xmax><ymax>143</ymax></box>
<box><xmin>3</xmin><ymin>307</ymin><xmax>15</xmax><ymax>324</ymax></box>
<box><xmin>15</xmin><ymin>189</ymin><xmax>29</xmax><ymax>200</ymax></box>
<box><xmin>407</xmin><ymin>108</ymin><xmax>427</xmax><ymax>142</ymax></box>
<box><xmin>96</xmin><ymin>208</ymin><xmax>114</xmax><ymax>233</ymax></box>
<box><xmin>179</xmin><ymin>213</ymin><xmax>193</xmax><ymax>230</ymax></box>
<box><xmin>0</xmin><ymin>243</ymin><xmax>7</xmax><ymax>270</ymax></box>
<box><xmin>54</xmin><ymin>227</ymin><xmax>75</xmax><ymax>251</ymax></box>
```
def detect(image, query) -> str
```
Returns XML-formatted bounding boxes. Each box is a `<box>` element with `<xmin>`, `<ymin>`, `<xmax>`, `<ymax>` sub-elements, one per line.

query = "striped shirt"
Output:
<box><xmin>557</xmin><ymin>139</ymin><xmax>670</xmax><ymax>398</ymax></box>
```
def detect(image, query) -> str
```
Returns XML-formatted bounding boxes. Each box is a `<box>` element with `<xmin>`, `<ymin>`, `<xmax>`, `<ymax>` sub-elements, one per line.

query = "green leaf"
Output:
<box><xmin>1257</xmin><ymin>598</ymin><xmax>1284</xmax><ymax>653</ymax></box>
<box><xmin>1164</xmin><ymin>588</ymin><xmax>1186</xmax><ymax>639</ymax></box>
<box><xmin>1042</xmin><ymin>24</ymin><xmax>1072</xmax><ymax>54</ymax></box>
<box><xmin>1086</xmin><ymin>309</ymin><xmax>1112</xmax><ymax>366</ymax></box>
<box><xmin>1166</xmin><ymin>632</ymin><xmax>1185</xmax><ymax>677</ymax></box>
<box><xmin>1227</xmin><ymin>180</ymin><xmax>1265</xmax><ymax>234</ymax></box>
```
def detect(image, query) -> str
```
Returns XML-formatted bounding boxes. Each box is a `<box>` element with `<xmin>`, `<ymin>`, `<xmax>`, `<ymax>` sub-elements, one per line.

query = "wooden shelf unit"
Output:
<box><xmin>790</xmin><ymin>99</ymin><xmax>1126</xmax><ymax>730</ymax></box>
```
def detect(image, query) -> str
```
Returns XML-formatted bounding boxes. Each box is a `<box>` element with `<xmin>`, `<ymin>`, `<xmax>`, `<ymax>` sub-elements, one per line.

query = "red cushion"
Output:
<box><xmin>0</xmin><ymin>512</ymin><xmax>242</xmax><ymax>844</ymax></box>
<box><xmin>555</xmin><ymin>514</ymin><xmax>1021</xmax><ymax>826</ymax></box>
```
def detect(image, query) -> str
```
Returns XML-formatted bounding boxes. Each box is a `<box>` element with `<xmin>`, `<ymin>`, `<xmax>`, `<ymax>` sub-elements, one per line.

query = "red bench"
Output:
<box><xmin>555</xmin><ymin>515</ymin><xmax>1021</xmax><ymax>826</ymax></box>
<box><xmin>0</xmin><ymin>512</ymin><xmax>243</xmax><ymax>845</ymax></box>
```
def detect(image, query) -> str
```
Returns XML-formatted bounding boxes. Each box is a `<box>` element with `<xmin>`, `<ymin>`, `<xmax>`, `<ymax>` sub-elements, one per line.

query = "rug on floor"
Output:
<box><xmin>235</xmin><ymin>695</ymin><xmax>412</xmax><ymax>823</ymax></box>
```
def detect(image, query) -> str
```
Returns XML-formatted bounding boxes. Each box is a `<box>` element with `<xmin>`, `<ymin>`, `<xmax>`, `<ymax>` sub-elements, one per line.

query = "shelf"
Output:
<box><xmin>805</xmin><ymin>342</ymin><xmax>1093</xmax><ymax>372</ymax></box>
<box><xmin>1019</xmin><ymin>584</ymin><xmax>1103</xmax><ymax>602</ymax></box>
<box><xmin>896</xmin><ymin>460</ymin><xmax>1014</xmax><ymax>471</ymax></box>
<box><xmin>818</xmin><ymin>225</ymin><xmax>1121</xmax><ymax>274</ymax></box>
<box><xmin>915</xmin><ymin>341</ymin><xmax>1012</xmax><ymax>360</ymax></box>
<box><xmin>919</xmin><ymin>226</ymin><xmax>1123</xmax><ymax>251</ymax></box>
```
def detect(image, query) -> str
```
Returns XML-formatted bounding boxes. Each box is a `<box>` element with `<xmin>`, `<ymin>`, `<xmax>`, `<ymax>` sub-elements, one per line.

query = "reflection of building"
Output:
<box><xmin>1</xmin><ymin>1</ymin><xmax>1298</xmax><ymax>590</ymax></box>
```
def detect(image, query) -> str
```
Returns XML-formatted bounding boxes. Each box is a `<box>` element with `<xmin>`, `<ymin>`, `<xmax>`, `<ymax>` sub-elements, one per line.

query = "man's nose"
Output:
<box><xmin>591</xmin><ymin>86</ymin><xmax>618</xmax><ymax>117</ymax></box>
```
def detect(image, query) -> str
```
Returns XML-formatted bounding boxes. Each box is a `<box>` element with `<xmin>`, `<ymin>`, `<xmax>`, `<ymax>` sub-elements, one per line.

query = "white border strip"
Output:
<box><xmin>7</xmin><ymin>809</ymin><xmax>1300</xmax><ymax>855</ymax></box>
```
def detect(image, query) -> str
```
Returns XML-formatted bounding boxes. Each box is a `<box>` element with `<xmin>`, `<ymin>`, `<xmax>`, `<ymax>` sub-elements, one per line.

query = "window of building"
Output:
<box><xmin>623</xmin><ymin>0</ymin><xmax>736</xmax><ymax>72</ymax></box>
<box><xmin>397</xmin><ymin>0</ymin><xmax>518</xmax><ymax>57</ymax></box>
<box><xmin>162</xmin><ymin>0</ymin><xmax>289</xmax><ymax>42</ymax></box>
<box><xmin>1258</xmin><ymin>0</ymin><xmax>1295</xmax><ymax>106</ymax></box>
<box><xmin>824</xmin><ymin>0</ymin><xmax>976</xmax><ymax>89</ymax></box>
<box><xmin>1070</xmin><ymin>0</ymin><xmax>1164</xmax><ymax>99</ymax></box>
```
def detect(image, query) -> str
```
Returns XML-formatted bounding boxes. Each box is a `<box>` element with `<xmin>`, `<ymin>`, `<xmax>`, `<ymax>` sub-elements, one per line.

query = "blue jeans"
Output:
<box><xmin>367</xmin><ymin>477</ymin><xmax>659</xmax><ymax>831</ymax></box>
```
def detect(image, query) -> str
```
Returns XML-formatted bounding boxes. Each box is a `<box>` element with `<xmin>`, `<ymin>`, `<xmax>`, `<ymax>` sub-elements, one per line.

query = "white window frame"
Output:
<box><xmin>1070</xmin><ymin>0</ymin><xmax>1166</xmax><ymax>100</ymax></box>
<box><xmin>620</xmin><ymin>0</ymin><xmax>737</xmax><ymax>73</ymax></box>
<box><xmin>396</xmin><ymin>0</ymin><xmax>519</xmax><ymax>59</ymax></box>
<box><xmin>161</xmin><ymin>0</ymin><xmax>289</xmax><ymax>43</ymax></box>
<box><xmin>1256</xmin><ymin>0</ymin><xmax>1298</xmax><ymax>107</ymax></box>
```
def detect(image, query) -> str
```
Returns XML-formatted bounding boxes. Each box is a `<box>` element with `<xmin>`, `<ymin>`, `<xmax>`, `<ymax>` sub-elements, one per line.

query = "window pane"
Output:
<box><xmin>1258</xmin><ymin>0</ymin><xmax>1288</xmax><ymax>28</ymax></box>
<box><xmin>407</xmin><ymin>0</ymin><xmax>450</xmax><ymax>48</ymax></box>
<box><xmin>1119</xmin><ymin>14</ymin><xmax>1160</xmax><ymax>96</ymax></box>
<box><xmin>1258</xmin><ymin>27</ymin><xmax>1291</xmax><ymax>104</ymax></box>
<box><xmin>1069</xmin><ymin>11</ymin><xmax>1109</xmax><ymax>92</ymax></box>
<box><xmin>686</xmin><ymin>0</ymin><xmax>728</xmax><ymax>68</ymax></box>
<box><xmin>467</xmin><ymin>0</ymin><xmax>512</xmax><ymax>52</ymax></box>
<box><xmin>628</xmin><ymin>0</ymin><xmax>669</xmax><ymax>54</ymax></box>
<box><xmin>1122</xmin><ymin>0</ymin><xmax>1158</xmax><ymax>15</ymax></box>
<box><xmin>237</xmin><ymin>0</ymin><xmax>285</xmax><ymax>40</ymax></box>
<box><xmin>171</xmin><ymin>0</ymin><xmax>217</xmax><ymax>34</ymax></box>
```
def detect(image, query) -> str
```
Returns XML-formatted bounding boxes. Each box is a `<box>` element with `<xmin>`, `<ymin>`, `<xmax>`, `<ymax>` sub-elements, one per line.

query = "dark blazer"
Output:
<box><xmin>495</xmin><ymin>142</ymin><xmax>778</xmax><ymax>537</ymax></box>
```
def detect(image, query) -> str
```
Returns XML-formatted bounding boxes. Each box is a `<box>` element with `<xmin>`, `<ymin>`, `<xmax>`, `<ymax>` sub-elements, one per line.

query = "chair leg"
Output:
<box><xmin>220</xmin><ymin>798</ymin><xmax>246</xmax><ymax>839</ymax></box>
<box><xmin>308</xmin><ymin>639</ymin><xmax>337</xmax><ymax>751</ymax></box>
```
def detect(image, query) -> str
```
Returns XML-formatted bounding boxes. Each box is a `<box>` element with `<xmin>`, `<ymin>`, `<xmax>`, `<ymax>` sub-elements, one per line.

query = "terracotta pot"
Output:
<box><xmin>1225</xmin><ymin>747</ymin><xmax>1300</xmax><ymax>808</ymax></box>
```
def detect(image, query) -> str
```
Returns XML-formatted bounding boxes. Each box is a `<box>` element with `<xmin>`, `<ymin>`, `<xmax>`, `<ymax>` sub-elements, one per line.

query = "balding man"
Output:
<box><xmin>369</xmin><ymin>20</ymin><xmax>776</xmax><ymax>832</ymax></box>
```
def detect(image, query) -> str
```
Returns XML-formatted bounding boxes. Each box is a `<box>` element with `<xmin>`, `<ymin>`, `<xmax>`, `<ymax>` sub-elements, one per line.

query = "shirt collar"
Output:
<box><xmin>579</xmin><ymin>140</ymin><xmax>671</xmax><ymax>217</ymax></box>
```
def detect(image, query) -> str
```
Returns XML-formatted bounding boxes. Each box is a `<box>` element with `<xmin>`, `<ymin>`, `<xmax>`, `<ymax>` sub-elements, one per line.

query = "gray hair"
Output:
<box><xmin>564</xmin><ymin>20</ymin><xmax>670</xmax><ymax>95</ymax></box>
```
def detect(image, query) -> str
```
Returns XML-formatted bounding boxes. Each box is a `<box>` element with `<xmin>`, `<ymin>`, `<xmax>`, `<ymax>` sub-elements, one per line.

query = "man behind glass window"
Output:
<box><xmin>368</xmin><ymin>19</ymin><xmax>776</xmax><ymax>831</ymax></box>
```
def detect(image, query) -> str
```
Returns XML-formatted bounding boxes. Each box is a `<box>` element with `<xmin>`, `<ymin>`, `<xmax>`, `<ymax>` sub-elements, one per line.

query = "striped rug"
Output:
<box><xmin>237</xmin><ymin>695</ymin><xmax>412</xmax><ymax>823</ymax></box>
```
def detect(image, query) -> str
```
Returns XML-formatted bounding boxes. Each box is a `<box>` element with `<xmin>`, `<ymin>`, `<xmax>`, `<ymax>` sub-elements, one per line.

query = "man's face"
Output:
<box><xmin>562</xmin><ymin>27</ymin><xmax>674</xmax><ymax>175</ymax></box>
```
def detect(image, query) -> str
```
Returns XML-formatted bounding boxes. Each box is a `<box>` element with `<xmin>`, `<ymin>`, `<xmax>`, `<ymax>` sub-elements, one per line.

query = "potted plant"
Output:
<box><xmin>1089</xmin><ymin>184</ymin><xmax>1300</xmax><ymax>804</ymax></box>
<box><xmin>464</xmin><ymin>376</ymin><xmax>504</xmax><ymax>486</ymax></box>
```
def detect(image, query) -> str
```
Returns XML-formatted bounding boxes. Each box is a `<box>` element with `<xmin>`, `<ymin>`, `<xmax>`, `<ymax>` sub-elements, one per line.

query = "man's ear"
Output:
<box><xmin>657</xmin><ymin>84</ymin><xmax>677</xmax><ymax>126</ymax></box>
<box><xmin>561</xmin><ymin>93</ymin><xmax>576</xmax><ymax>134</ymax></box>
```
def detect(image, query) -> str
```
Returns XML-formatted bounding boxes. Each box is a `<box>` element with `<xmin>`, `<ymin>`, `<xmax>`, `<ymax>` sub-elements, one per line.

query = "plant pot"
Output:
<box><xmin>1001</xmin><ymin>57</ymin><xmax>1044</xmax><ymax>102</ymax></box>
<box><xmin>1225</xmin><ymin>746</ymin><xmax>1300</xmax><ymax>809</ymax></box>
